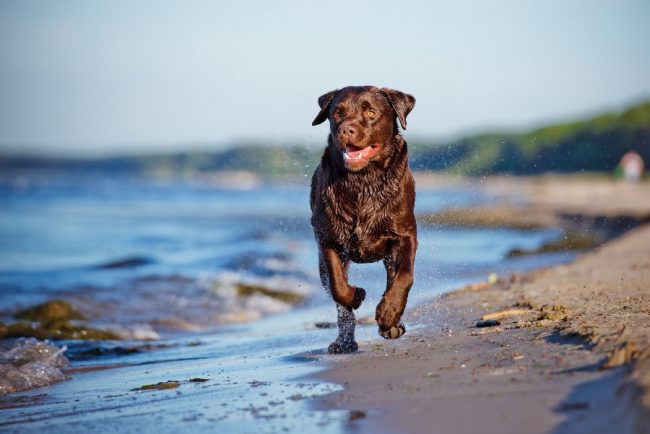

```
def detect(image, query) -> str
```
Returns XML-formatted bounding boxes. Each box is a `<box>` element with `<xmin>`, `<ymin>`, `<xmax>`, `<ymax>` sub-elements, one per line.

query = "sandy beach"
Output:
<box><xmin>312</xmin><ymin>176</ymin><xmax>650</xmax><ymax>434</ymax></box>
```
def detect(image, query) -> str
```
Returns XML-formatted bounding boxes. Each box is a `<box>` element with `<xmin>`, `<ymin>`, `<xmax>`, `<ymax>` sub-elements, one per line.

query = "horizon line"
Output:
<box><xmin>1</xmin><ymin>96</ymin><xmax>648</xmax><ymax>159</ymax></box>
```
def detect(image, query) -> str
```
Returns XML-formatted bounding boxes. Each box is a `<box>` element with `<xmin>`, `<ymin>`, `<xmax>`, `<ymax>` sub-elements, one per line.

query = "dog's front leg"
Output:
<box><xmin>319</xmin><ymin>246</ymin><xmax>366</xmax><ymax>309</ymax></box>
<box><xmin>376</xmin><ymin>235</ymin><xmax>417</xmax><ymax>339</ymax></box>
<box><xmin>318</xmin><ymin>246</ymin><xmax>366</xmax><ymax>353</ymax></box>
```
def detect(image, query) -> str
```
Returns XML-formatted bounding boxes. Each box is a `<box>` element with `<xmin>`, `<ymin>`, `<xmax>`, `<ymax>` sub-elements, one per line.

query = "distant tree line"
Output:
<box><xmin>1</xmin><ymin>101</ymin><xmax>648</xmax><ymax>177</ymax></box>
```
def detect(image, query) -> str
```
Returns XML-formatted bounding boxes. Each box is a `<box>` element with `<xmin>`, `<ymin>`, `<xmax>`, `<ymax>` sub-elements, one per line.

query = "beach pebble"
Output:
<box><xmin>348</xmin><ymin>410</ymin><xmax>366</xmax><ymax>421</ymax></box>
<box><xmin>476</xmin><ymin>319</ymin><xmax>501</xmax><ymax>328</ymax></box>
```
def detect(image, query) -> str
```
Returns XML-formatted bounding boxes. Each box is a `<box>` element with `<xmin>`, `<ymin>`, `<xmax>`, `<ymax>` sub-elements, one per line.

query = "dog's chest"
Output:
<box><xmin>325</xmin><ymin>188</ymin><xmax>394</xmax><ymax>262</ymax></box>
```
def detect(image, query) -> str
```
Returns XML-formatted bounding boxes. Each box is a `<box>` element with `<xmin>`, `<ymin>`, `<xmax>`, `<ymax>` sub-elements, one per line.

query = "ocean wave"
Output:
<box><xmin>202</xmin><ymin>271</ymin><xmax>315</xmax><ymax>324</ymax></box>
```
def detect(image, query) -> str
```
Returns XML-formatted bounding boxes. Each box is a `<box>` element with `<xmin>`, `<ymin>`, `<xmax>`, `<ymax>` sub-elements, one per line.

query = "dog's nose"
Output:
<box><xmin>340</xmin><ymin>125</ymin><xmax>356</xmax><ymax>138</ymax></box>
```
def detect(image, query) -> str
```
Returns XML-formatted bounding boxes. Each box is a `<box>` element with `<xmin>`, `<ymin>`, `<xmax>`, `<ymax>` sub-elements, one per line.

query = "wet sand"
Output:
<box><xmin>313</xmin><ymin>176</ymin><xmax>650</xmax><ymax>434</ymax></box>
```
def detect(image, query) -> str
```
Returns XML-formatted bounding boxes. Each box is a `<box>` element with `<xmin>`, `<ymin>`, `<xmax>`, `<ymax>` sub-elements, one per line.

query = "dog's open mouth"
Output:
<box><xmin>343</xmin><ymin>144</ymin><xmax>380</xmax><ymax>162</ymax></box>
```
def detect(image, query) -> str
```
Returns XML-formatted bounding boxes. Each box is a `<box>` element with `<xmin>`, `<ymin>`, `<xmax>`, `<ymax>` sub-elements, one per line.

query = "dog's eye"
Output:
<box><xmin>333</xmin><ymin>108</ymin><xmax>344</xmax><ymax>120</ymax></box>
<box><xmin>365</xmin><ymin>109</ymin><xmax>376</xmax><ymax>118</ymax></box>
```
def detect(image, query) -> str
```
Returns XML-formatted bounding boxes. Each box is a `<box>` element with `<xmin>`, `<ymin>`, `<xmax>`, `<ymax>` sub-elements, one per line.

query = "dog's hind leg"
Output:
<box><xmin>328</xmin><ymin>304</ymin><xmax>358</xmax><ymax>354</ymax></box>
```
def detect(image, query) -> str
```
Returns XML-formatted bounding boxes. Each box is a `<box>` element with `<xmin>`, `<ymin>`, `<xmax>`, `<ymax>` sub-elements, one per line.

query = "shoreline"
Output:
<box><xmin>1</xmin><ymin>174</ymin><xmax>649</xmax><ymax>433</ymax></box>
<box><xmin>310</xmin><ymin>177</ymin><xmax>650</xmax><ymax>434</ymax></box>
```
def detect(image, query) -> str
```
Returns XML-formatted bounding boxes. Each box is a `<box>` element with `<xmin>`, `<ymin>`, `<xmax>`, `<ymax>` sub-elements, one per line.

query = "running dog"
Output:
<box><xmin>310</xmin><ymin>86</ymin><xmax>417</xmax><ymax>353</ymax></box>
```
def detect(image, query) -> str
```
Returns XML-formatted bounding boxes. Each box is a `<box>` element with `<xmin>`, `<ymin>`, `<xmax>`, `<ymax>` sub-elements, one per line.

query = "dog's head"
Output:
<box><xmin>312</xmin><ymin>86</ymin><xmax>415</xmax><ymax>172</ymax></box>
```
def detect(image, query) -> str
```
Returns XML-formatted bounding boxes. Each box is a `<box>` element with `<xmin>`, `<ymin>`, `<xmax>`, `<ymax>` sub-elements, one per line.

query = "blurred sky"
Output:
<box><xmin>1</xmin><ymin>0</ymin><xmax>649</xmax><ymax>156</ymax></box>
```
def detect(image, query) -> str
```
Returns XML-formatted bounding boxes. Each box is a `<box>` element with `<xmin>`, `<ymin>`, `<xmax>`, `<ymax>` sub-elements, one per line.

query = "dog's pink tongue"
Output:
<box><xmin>345</xmin><ymin>144</ymin><xmax>365</xmax><ymax>158</ymax></box>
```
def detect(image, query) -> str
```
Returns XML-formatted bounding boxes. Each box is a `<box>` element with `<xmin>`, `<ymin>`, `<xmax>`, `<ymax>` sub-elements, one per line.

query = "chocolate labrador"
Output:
<box><xmin>310</xmin><ymin>86</ymin><xmax>417</xmax><ymax>353</ymax></box>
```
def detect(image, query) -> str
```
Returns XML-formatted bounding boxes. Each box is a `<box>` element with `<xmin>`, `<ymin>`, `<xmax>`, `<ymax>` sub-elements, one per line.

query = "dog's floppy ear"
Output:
<box><xmin>381</xmin><ymin>88</ymin><xmax>416</xmax><ymax>130</ymax></box>
<box><xmin>311</xmin><ymin>89</ymin><xmax>339</xmax><ymax>126</ymax></box>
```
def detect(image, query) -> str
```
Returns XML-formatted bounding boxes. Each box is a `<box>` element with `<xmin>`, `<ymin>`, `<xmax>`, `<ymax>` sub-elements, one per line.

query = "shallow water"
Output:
<box><xmin>0</xmin><ymin>171</ymin><xmax>576</xmax><ymax>431</ymax></box>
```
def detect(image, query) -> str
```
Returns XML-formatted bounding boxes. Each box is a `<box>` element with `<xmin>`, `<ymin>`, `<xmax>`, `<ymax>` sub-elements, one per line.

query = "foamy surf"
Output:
<box><xmin>207</xmin><ymin>271</ymin><xmax>316</xmax><ymax>323</ymax></box>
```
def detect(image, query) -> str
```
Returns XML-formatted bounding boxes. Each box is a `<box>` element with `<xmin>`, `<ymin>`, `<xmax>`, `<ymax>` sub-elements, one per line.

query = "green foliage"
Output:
<box><xmin>133</xmin><ymin>145</ymin><xmax>323</xmax><ymax>178</ymax></box>
<box><xmin>411</xmin><ymin>101</ymin><xmax>650</xmax><ymax>175</ymax></box>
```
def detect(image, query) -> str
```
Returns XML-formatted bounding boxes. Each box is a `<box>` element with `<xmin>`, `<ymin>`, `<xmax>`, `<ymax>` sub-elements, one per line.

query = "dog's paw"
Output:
<box><xmin>327</xmin><ymin>340</ymin><xmax>359</xmax><ymax>354</ymax></box>
<box><xmin>378</xmin><ymin>323</ymin><xmax>406</xmax><ymax>340</ymax></box>
<box><xmin>375</xmin><ymin>298</ymin><xmax>403</xmax><ymax>330</ymax></box>
<box><xmin>350</xmin><ymin>286</ymin><xmax>366</xmax><ymax>310</ymax></box>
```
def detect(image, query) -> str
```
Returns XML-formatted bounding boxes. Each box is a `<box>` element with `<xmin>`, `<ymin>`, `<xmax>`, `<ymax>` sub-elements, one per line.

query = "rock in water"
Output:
<box><xmin>0</xmin><ymin>338</ymin><xmax>70</xmax><ymax>396</ymax></box>
<box><xmin>15</xmin><ymin>300</ymin><xmax>86</xmax><ymax>323</ymax></box>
